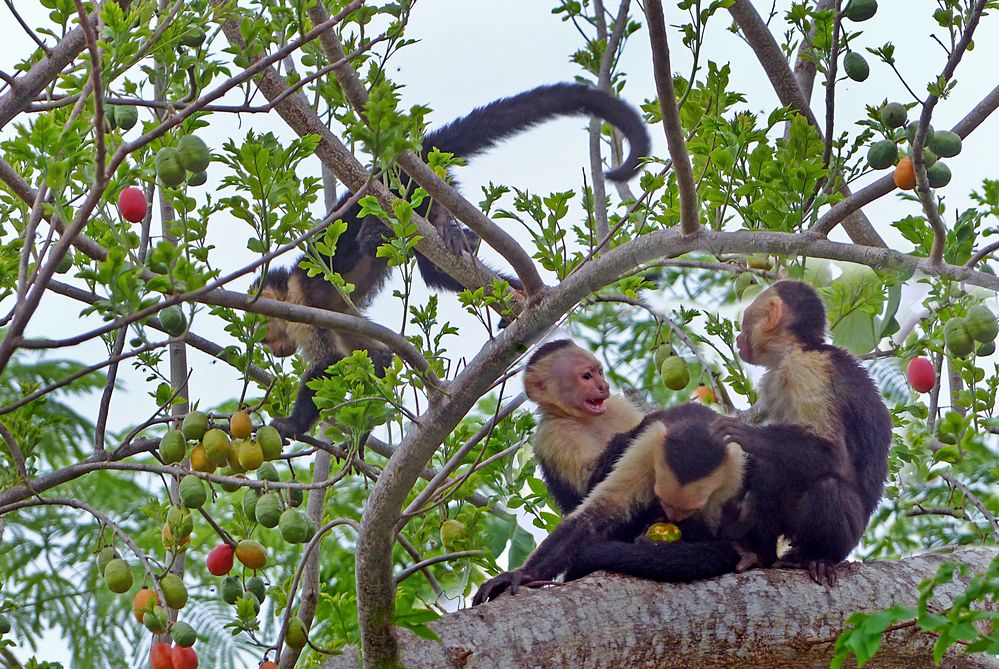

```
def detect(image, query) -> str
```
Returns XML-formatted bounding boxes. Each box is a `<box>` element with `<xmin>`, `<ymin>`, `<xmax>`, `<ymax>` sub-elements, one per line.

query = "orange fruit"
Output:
<box><xmin>230</xmin><ymin>411</ymin><xmax>252</xmax><ymax>439</ymax></box>
<box><xmin>692</xmin><ymin>385</ymin><xmax>715</xmax><ymax>404</ymax></box>
<box><xmin>132</xmin><ymin>588</ymin><xmax>159</xmax><ymax>623</ymax></box>
<box><xmin>893</xmin><ymin>155</ymin><xmax>916</xmax><ymax>190</ymax></box>
<box><xmin>190</xmin><ymin>444</ymin><xmax>216</xmax><ymax>473</ymax></box>
<box><xmin>235</xmin><ymin>539</ymin><xmax>268</xmax><ymax>570</ymax></box>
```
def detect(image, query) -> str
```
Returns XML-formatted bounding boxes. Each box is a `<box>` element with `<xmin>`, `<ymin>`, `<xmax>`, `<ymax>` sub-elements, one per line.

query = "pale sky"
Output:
<box><xmin>2</xmin><ymin>1</ymin><xmax>997</xmax><ymax>665</ymax></box>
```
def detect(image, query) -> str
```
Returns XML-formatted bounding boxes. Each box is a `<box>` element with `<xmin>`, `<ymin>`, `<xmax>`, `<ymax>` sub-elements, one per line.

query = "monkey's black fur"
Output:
<box><xmin>773</xmin><ymin>280</ymin><xmax>826</xmax><ymax>348</ymax></box>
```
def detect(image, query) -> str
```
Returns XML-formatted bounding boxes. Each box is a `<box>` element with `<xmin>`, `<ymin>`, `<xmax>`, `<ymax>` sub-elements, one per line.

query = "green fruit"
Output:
<box><xmin>187</xmin><ymin>171</ymin><xmax>207</xmax><ymax>187</ymax></box>
<box><xmin>143</xmin><ymin>605</ymin><xmax>168</xmax><ymax>634</ymax></box>
<box><xmin>203</xmin><ymin>428</ymin><xmax>231</xmax><ymax>466</ymax></box>
<box><xmin>965</xmin><ymin>305</ymin><xmax>998</xmax><ymax>343</ymax></box>
<box><xmin>660</xmin><ymin>356</ymin><xmax>690</xmax><ymax>391</ymax></box>
<box><xmin>246</xmin><ymin>576</ymin><xmax>266</xmax><ymax>603</ymax></box>
<box><xmin>160</xmin><ymin>573</ymin><xmax>188</xmax><ymax>609</ymax></box>
<box><xmin>0</xmin><ymin>614</ymin><xmax>9</xmax><ymax>635</ymax></box>
<box><xmin>843</xmin><ymin>52</ymin><xmax>869</xmax><ymax>82</ymax></box>
<box><xmin>880</xmin><ymin>102</ymin><xmax>907</xmax><ymax>129</ymax></box>
<box><xmin>735</xmin><ymin>271</ymin><xmax>760</xmax><ymax>299</ymax></box>
<box><xmin>220</xmin><ymin>575</ymin><xmax>242</xmax><ymax>604</ymax></box>
<box><xmin>944</xmin><ymin>318</ymin><xmax>975</xmax><ymax>357</ymax></box>
<box><xmin>256</xmin><ymin>426</ymin><xmax>283</xmax><ymax>461</ymax></box>
<box><xmin>285</xmin><ymin>617</ymin><xmax>308</xmax><ymax>650</ymax></box>
<box><xmin>178</xmin><ymin>474</ymin><xmax>207</xmax><ymax>509</ymax></box>
<box><xmin>237</xmin><ymin>439</ymin><xmax>264</xmax><ymax>471</ymax></box>
<box><xmin>867</xmin><ymin>140</ymin><xmax>898</xmax><ymax>170</ymax></box>
<box><xmin>747</xmin><ymin>253</ymin><xmax>773</xmax><ymax>270</ymax></box>
<box><xmin>114</xmin><ymin>105</ymin><xmax>138</xmax><ymax>130</ymax></box>
<box><xmin>160</xmin><ymin>429</ymin><xmax>187</xmax><ymax>464</ymax></box>
<box><xmin>279</xmin><ymin>508</ymin><xmax>310</xmax><ymax>544</ymax></box>
<box><xmin>243</xmin><ymin>489</ymin><xmax>259</xmax><ymax>520</ymax></box>
<box><xmin>97</xmin><ymin>546</ymin><xmax>118</xmax><ymax>574</ymax></box>
<box><xmin>56</xmin><ymin>249</ymin><xmax>74</xmax><ymax>274</ymax></box>
<box><xmin>156</xmin><ymin>147</ymin><xmax>186</xmax><ymax>186</ymax></box>
<box><xmin>159</xmin><ymin>305</ymin><xmax>187</xmax><ymax>336</ymax></box>
<box><xmin>257</xmin><ymin>461</ymin><xmax>280</xmax><ymax>482</ymax></box>
<box><xmin>255</xmin><ymin>493</ymin><xmax>282</xmax><ymax>528</ymax></box>
<box><xmin>927</xmin><ymin>162</ymin><xmax>952</xmax><ymax>188</ymax></box>
<box><xmin>977</xmin><ymin>340</ymin><xmax>996</xmax><ymax>356</ymax></box>
<box><xmin>439</xmin><ymin>519</ymin><xmax>466</xmax><ymax>548</ymax></box>
<box><xmin>906</xmin><ymin>122</ymin><xmax>934</xmax><ymax>146</ymax></box>
<box><xmin>652</xmin><ymin>347</ymin><xmax>670</xmax><ymax>367</ymax></box>
<box><xmin>182</xmin><ymin>411</ymin><xmax>209</xmax><ymax>440</ymax></box>
<box><xmin>104</xmin><ymin>558</ymin><xmax>133</xmax><ymax>593</ymax></box>
<box><xmin>105</xmin><ymin>105</ymin><xmax>118</xmax><ymax>129</ymax></box>
<box><xmin>171</xmin><ymin>621</ymin><xmax>197</xmax><ymax>647</ymax></box>
<box><xmin>844</xmin><ymin>0</ymin><xmax>877</xmax><ymax>21</ymax></box>
<box><xmin>166</xmin><ymin>506</ymin><xmax>193</xmax><ymax>537</ymax></box>
<box><xmin>928</xmin><ymin>130</ymin><xmax>962</xmax><ymax>158</ymax></box>
<box><xmin>288</xmin><ymin>486</ymin><xmax>304</xmax><ymax>508</ymax></box>
<box><xmin>917</xmin><ymin>148</ymin><xmax>938</xmax><ymax>168</ymax></box>
<box><xmin>176</xmin><ymin>135</ymin><xmax>211</xmax><ymax>172</ymax></box>
<box><xmin>219</xmin><ymin>468</ymin><xmax>245</xmax><ymax>493</ymax></box>
<box><xmin>180</xmin><ymin>27</ymin><xmax>206</xmax><ymax>47</ymax></box>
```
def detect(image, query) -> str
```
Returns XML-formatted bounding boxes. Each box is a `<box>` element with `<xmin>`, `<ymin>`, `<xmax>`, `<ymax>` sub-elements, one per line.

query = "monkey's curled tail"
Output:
<box><xmin>425</xmin><ymin>83</ymin><xmax>651</xmax><ymax>182</ymax></box>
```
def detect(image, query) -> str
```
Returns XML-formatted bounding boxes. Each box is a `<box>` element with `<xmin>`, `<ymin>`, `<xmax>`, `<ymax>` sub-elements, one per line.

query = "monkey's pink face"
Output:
<box><xmin>557</xmin><ymin>353</ymin><xmax>610</xmax><ymax>417</ymax></box>
<box><xmin>265</xmin><ymin>319</ymin><xmax>297</xmax><ymax>358</ymax></box>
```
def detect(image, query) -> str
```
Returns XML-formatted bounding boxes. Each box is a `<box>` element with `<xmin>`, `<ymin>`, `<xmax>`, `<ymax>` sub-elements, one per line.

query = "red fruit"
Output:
<box><xmin>206</xmin><ymin>543</ymin><xmax>235</xmax><ymax>576</ymax></box>
<box><xmin>151</xmin><ymin>642</ymin><xmax>175</xmax><ymax>669</ymax></box>
<box><xmin>259</xmin><ymin>662</ymin><xmax>279</xmax><ymax>669</ymax></box>
<box><xmin>171</xmin><ymin>645</ymin><xmax>199</xmax><ymax>669</ymax></box>
<box><xmin>907</xmin><ymin>357</ymin><xmax>935</xmax><ymax>393</ymax></box>
<box><xmin>117</xmin><ymin>186</ymin><xmax>148</xmax><ymax>223</ymax></box>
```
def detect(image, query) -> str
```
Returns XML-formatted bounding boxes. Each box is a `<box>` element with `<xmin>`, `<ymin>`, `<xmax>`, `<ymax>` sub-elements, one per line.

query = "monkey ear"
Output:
<box><xmin>762</xmin><ymin>296</ymin><xmax>783</xmax><ymax>332</ymax></box>
<box><xmin>523</xmin><ymin>373</ymin><xmax>546</xmax><ymax>401</ymax></box>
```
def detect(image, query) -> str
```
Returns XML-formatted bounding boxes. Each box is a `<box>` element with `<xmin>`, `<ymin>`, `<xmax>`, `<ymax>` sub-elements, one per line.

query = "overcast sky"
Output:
<box><xmin>2</xmin><ymin>0</ymin><xmax>998</xmax><ymax>664</ymax></box>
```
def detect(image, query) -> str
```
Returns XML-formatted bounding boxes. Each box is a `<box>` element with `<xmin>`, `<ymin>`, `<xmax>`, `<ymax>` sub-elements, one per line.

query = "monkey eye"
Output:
<box><xmin>582</xmin><ymin>372</ymin><xmax>592</xmax><ymax>380</ymax></box>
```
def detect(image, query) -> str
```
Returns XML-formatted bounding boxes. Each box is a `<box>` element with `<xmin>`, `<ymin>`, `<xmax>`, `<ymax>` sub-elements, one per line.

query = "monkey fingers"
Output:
<box><xmin>807</xmin><ymin>559</ymin><xmax>838</xmax><ymax>587</ymax></box>
<box><xmin>734</xmin><ymin>545</ymin><xmax>764</xmax><ymax>573</ymax></box>
<box><xmin>711</xmin><ymin>417</ymin><xmax>756</xmax><ymax>449</ymax></box>
<box><xmin>472</xmin><ymin>569</ymin><xmax>537</xmax><ymax>605</ymax></box>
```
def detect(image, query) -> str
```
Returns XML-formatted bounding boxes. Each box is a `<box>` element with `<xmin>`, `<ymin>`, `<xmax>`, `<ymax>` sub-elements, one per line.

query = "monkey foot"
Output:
<box><xmin>734</xmin><ymin>546</ymin><xmax>764</xmax><ymax>573</ymax></box>
<box><xmin>773</xmin><ymin>556</ymin><xmax>840</xmax><ymax>586</ymax></box>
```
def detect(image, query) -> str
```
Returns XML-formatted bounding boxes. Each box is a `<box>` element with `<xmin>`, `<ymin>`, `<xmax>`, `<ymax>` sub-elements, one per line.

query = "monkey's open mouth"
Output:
<box><xmin>584</xmin><ymin>397</ymin><xmax>607</xmax><ymax>414</ymax></box>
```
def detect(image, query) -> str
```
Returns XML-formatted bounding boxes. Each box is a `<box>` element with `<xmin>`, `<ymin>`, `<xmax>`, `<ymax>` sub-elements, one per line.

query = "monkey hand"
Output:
<box><xmin>774</xmin><ymin>551</ymin><xmax>841</xmax><ymax>587</ymax></box>
<box><xmin>711</xmin><ymin>417</ymin><xmax>763</xmax><ymax>454</ymax></box>
<box><xmin>471</xmin><ymin>569</ymin><xmax>539</xmax><ymax>605</ymax></box>
<box><xmin>270</xmin><ymin>417</ymin><xmax>300</xmax><ymax>441</ymax></box>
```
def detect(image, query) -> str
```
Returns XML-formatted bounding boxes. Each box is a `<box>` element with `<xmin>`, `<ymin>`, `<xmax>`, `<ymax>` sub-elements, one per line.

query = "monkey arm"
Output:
<box><xmin>712</xmin><ymin>418</ymin><xmax>844</xmax><ymax>486</ymax></box>
<box><xmin>271</xmin><ymin>361</ymin><xmax>331</xmax><ymax>439</ymax></box>
<box><xmin>563</xmin><ymin>538</ymin><xmax>740</xmax><ymax>583</ymax></box>
<box><xmin>541</xmin><ymin>470</ymin><xmax>585</xmax><ymax>515</ymax></box>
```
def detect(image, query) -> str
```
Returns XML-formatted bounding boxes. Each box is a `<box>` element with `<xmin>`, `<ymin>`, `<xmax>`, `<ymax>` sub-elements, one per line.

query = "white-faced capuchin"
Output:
<box><xmin>472</xmin><ymin>404</ymin><xmax>745</xmax><ymax>605</ymax></box>
<box><xmin>261</xmin><ymin>84</ymin><xmax>651</xmax><ymax>438</ymax></box>
<box><xmin>523</xmin><ymin>339</ymin><xmax>646</xmax><ymax>514</ymax></box>
<box><xmin>709</xmin><ymin>280</ymin><xmax>892</xmax><ymax>586</ymax></box>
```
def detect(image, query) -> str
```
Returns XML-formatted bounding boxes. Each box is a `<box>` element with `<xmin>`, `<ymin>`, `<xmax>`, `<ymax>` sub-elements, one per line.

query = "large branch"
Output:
<box><xmin>727</xmin><ymin>0</ymin><xmax>884</xmax><ymax>247</ymax></box>
<box><xmin>326</xmin><ymin>546</ymin><xmax>999</xmax><ymax>669</ymax></box>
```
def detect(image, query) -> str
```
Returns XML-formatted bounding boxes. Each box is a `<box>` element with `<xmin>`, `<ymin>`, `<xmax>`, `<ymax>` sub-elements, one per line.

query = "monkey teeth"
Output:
<box><xmin>585</xmin><ymin>398</ymin><xmax>607</xmax><ymax>414</ymax></box>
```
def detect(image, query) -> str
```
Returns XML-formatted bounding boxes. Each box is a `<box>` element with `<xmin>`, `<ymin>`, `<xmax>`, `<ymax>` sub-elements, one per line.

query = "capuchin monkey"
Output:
<box><xmin>710</xmin><ymin>280</ymin><xmax>891</xmax><ymax>586</ymax></box>
<box><xmin>472</xmin><ymin>404</ymin><xmax>745</xmax><ymax>605</ymax></box>
<box><xmin>261</xmin><ymin>84</ymin><xmax>651</xmax><ymax>438</ymax></box>
<box><xmin>523</xmin><ymin>339</ymin><xmax>646</xmax><ymax>514</ymax></box>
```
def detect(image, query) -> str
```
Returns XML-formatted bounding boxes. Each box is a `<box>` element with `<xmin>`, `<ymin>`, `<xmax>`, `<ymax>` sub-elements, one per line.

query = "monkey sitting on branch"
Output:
<box><xmin>259</xmin><ymin>83</ymin><xmax>651</xmax><ymax>438</ymax></box>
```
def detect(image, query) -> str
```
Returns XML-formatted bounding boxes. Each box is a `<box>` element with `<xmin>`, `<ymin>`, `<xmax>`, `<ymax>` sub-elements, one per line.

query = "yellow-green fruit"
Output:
<box><xmin>256</xmin><ymin>426</ymin><xmax>283</xmax><ymax>460</ymax></box>
<box><xmin>176</xmin><ymin>135</ymin><xmax>211</xmax><ymax>172</ymax></box>
<box><xmin>187</xmin><ymin>170</ymin><xmax>207</xmax><ymax>187</ymax></box>
<box><xmin>747</xmin><ymin>253</ymin><xmax>773</xmax><ymax>270</ymax></box>
<box><xmin>235</xmin><ymin>539</ymin><xmax>268</xmax><ymax>569</ymax></box>
<box><xmin>219</xmin><ymin>575</ymin><xmax>242</xmax><ymax>604</ymax></box>
<box><xmin>944</xmin><ymin>318</ymin><xmax>975</xmax><ymax>356</ymax></box>
<box><xmin>254</xmin><ymin>493</ymin><xmax>282</xmax><ymax>528</ymax></box>
<box><xmin>159</xmin><ymin>305</ymin><xmax>187</xmax><ymax>336</ymax></box>
<box><xmin>227</xmin><ymin>439</ymin><xmax>246</xmax><ymax>473</ymax></box>
<box><xmin>218</xmin><ymin>468</ymin><xmax>245</xmax><ymax>493</ymax></box>
<box><xmin>735</xmin><ymin>272</ymin><xmax>760</xmax><ymax>299</ymax></box>
<box><xmin>242</xmin><ymin>489</ymin><xmax>259</xmax><ymax>520</ymax></box>
<box><xmin>160</xmin><ymin>573</ymin><xmax>188</xmax><ymax>609</ymax></box>
<box><xmin>180</xmin><ymin>27</ymin><xmax>206</xmax><ymax>47</ymax></box>
<box><xmin>104</xmin><ymin>558</ymin><xmax>133</xmax><ymax>593</ymax></box>
<box><xmin>159</xmin><ymin>429</ymin><xmax>186</xmax><ymax>464</ymax></box>
<box><xmin>660</xmin><ymin>356</ymin><xmax>690</xmax><ymax>391</ymax></box>
<box><xmin>166</xmin><ymin>506</ymin><xmax>193</xmax><ymax>538</ymax></box>
<box><xmin>279</xmin><ymin>508</ymin><xmax>310</xmax><ymax>544</ymax></box>
<box><xmin>114</xmin><ymin>105</ymin><xmax>138</xmax><ymax>130</ymax></box>
<box><xmin>143</xmin><ymin>605</ymin><xmax>168</xmax><ymax>634</ymax></box>
<box><xmin>285</xmin><ymin>617</ymin><xmax>308</xmax><ymax>650</ymax></box>
<box><xmin>202</xmin><ymin>428</ymin><xmax>230</xmax><ymax>466</ymax></box>
<box><xmin>246</xmin><ymin>575</ymin><xmax>266</xmax><ymax>603</ymax></box>
<box><xmin>171</xmin><ymin>621</ymin><xmax>197</xmax><ymax>647</ymax></box>
<box><xmin>843</xmin><ymin>52</ymin><xmax>869</xmax><ymax>82</ymax></box>
<box><xmin>644</xmin><ymin>522</ymin><xmax>682</xmax><ymax>543</ymax></box>
<box><xmin>178</xmin><ymin>474</ymin><xmax>207</xmax><ymax>509</ymax></box>
<box><xmin>257</xmin><ymin>461</ymin><xmax>280</xmax><ymax>482</ymax></box>
<box><xmin>182</xmin><ymin>411</ymin><xmax>209</xmax><ymax>440</ymax></box>
<box><xmin>230</xmin><ymin>411</ymin><xmax>252</xmax><ymax>440</ymax></box>
<box><xmin>190</xmin><ymin>444</ymin><xmax>216</xmax><ymax>473</ymax></box>
<box><xmin>439</xmin><ymin>519</ymin><xmax>466</xmax><ymax>548</ymax></box>
<box><xmin>880</xmin><ymin>102</ymin><xmax>907</xmax><ymax>129</ymax></box>
<box><xmin>965</xmin><ymin>305</ymin><xmax>998</xmax><ymax>342</ymax></box>
<box><xmin>237</xmin><ymin>439</ymin><xmax>264</xmax><ymax>471</ymax></box>
<box><xmin>97</xmin><ymin>546</ymin><xmax>118</xmax><ymax>574</ymax></box>
<box><xmin>653</xmin><ymin>347</ymin><xmax>670</xmax><ymax>367</ymax></box>
<box><xmin>156</xmin><ymin>147</ymin><xmax>186</xmax><ymax>186</ymax></box>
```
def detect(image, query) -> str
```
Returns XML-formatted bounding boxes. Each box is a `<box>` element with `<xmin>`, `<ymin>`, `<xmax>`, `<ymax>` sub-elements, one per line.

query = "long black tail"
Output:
<box><xmin>424</xmin><ymin>83</ymin><xmax>650</xmax><ymax>182</ymax></box>
<box><xmin>564</xmin><ymin>539</ymin><xmax>740</xmax><ymax>583</ymax></box>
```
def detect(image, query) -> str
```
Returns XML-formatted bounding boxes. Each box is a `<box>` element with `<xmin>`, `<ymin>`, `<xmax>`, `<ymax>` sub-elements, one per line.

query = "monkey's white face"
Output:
<box><xmin>555</xmin><ymin>351</ymin><xmax>610</xmax><ymax>418</ymax></box>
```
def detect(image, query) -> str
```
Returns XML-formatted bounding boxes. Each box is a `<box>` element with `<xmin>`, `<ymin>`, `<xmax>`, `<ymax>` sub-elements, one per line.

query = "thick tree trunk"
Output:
<box><xmin>325</xmin><ymin>547</ymin><xmax>998</xmax><ymax>669</ymax></box>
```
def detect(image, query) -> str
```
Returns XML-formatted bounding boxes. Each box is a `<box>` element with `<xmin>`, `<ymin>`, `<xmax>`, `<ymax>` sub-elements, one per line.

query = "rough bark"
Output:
<box><xmin>324</xmin><ymin>546</ymin><xmax>998</xmax><ymax>669</ymax></box>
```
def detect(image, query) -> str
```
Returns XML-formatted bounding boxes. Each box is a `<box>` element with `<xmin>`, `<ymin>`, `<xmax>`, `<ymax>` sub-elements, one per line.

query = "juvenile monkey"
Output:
<box><xmin>262</xmin><ymin>83</ymin><xmax>651</xmax><ymax>437</ymax></box>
